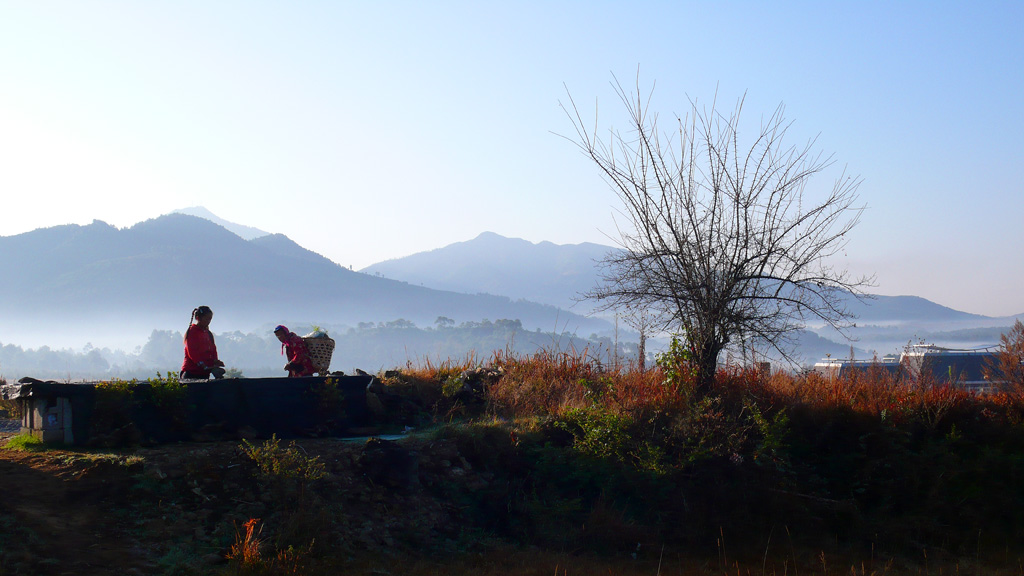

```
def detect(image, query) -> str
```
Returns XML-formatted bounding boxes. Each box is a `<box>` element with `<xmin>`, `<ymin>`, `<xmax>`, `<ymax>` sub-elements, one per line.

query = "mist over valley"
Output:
<box><xmin>1</xmin><ymin>209</ymin><xmax>1021</xmax><ymax>380</ymax></box>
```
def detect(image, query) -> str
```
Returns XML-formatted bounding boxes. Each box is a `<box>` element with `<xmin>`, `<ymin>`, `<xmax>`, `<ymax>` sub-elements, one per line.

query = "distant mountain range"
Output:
<box><xmin>0</xmin><ymin>213</ymin><xmax>610</xmax><ymax>349</ymax></box>
<box><xmin>357</xmin><ymin>229</ymin><xmax>1023</xmax><ymax>359</ymax></box>
<box><xmin>3</xmin><ymin>208</ymin><xmax>1019</xmax><ymax>363</ymax></box>
<box><xmin>360</xmin><ymin>231</ymin><xmax>1007</xmax><ymax>324</ymax></box>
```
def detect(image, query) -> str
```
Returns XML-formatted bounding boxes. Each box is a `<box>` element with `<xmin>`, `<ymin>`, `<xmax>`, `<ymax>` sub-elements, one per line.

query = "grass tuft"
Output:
<box><xmin>3</xmin><ymin>433</ymin><xmax>46</xmax><ymax>452</ymax></box>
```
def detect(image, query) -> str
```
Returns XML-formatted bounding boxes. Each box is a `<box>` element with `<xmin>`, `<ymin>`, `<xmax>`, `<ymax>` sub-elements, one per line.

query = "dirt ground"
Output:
<box><xmin>0</xmin><ymin>422</ymin><xmax>155</xmax><ymax>574</ymax></box>
<box><xmin>5</xmin><ymin>416</ymin><xmax>1007</xmax><ymax>576</ymax></box>
<box><xmin>0</xmin><ymin>419</ymin><xmax>582</xmax><ymax>576</ymax></box>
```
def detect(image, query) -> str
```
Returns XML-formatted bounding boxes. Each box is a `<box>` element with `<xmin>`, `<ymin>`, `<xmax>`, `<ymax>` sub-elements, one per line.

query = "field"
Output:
<box><xmin>2</xmin><ymin>348</ymin><xmax>1024</xmax><ymax>575</ymax></box>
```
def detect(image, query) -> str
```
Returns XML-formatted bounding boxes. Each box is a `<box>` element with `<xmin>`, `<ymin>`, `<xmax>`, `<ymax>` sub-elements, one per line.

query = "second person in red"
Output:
<box><xmin>274</xmin><ymin>325</ymin><xmax>317</xmax><ymax>377</ymax></box>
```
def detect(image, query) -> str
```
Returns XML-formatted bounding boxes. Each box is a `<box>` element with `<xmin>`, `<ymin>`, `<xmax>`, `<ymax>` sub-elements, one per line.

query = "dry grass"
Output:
<box><xmin>403</xmin><ymin>353</ymin><xmax>481</xmax><ymax>382</ymax></box>
<box><xmin>400</xmin><ymin>345</ymin><xmax>1024</xmax><ymax>452</ymax></box>
<box><xmin>397</xmin><ymin>345</ymin><xmax>1024</xmax><ymax>450</ymax></box>
<box><xmin>484</xmin><ymin>347</ymin><xmax>682</xmax><ymax>419</ymax></box>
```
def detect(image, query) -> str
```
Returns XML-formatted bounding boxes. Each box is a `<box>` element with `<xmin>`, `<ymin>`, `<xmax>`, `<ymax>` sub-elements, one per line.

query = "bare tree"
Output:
<box><xmin>563</xmin><ymin>76</ymin><xmax>871</xmax><ymax>394</ymax></box>
<box><xmin>619</xmin><ymin>302</ymin><xmax>662</xmax><ymax>373</ymax></box>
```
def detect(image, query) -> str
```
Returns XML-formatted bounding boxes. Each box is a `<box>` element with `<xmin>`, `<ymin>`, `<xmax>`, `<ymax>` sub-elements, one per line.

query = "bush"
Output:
<box><xmin>240</xmin><ymin>434</ymin><xmax>326</xmax><ymax>484</ymax></box>
<box><xmin>3</xmin><ymin>433</ymin><xmax>45</xmax><ymax>452</ymax></box>
<box><xmin>90</xmin><ymin>378</ymin><xmax>136</xmax><ymax>435</ymax></box>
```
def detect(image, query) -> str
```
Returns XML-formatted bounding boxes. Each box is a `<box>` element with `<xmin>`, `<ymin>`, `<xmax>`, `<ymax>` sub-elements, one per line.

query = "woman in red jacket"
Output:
<box><xmin>181</xmin><ymin>305</ymin><xmax>226</xmax><ymax>380</ymax></box>
<box><xmin>274</xmin><ymin>325</ymin><xmax>316</xmax><ymax>377</ymax></box>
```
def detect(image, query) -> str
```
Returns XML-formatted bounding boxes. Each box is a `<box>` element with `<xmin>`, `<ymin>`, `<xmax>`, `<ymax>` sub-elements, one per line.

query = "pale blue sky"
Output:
<box><xmin>1</xmin><ymin>1</ymin><xmax>1022</xmax><ymax>316</ymax></box>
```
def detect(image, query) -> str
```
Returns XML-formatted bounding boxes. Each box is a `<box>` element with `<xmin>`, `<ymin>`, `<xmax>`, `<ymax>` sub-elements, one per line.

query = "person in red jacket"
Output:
<box><xmin>181</xmin><ymin>305</ymin><xmax>226</xmax><ymax>380</ymax></box>
<box><xmin>274</xmin><ymin>325</ymin><xmax>316</xmax><ymax>377</ymax></box>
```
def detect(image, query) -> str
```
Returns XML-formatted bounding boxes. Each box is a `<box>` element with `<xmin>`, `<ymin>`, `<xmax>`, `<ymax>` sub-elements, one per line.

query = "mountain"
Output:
<box><xmin>361</xmin><ymin>232</ymin><xmax>1023</xmax><ymax>360</ymax></box>
<box><xmin>4</xmin><ymin>215</ymin><xmax>1014</xmax><ymax>363</ymax></box>
<box><xmin>171</xmin><ymin>206</ymin><xmax>270</xmax><ymax>240</ymax></box>
<box><xmin>834</xmin><ymin>293</ymin><xmax>989</xmax><ymax>324</ymax></box>
<box><xmin>808</xmin><ymin>293</ymin><xmax>1019</xmax><ymax>357</ymax></box>
<box><xmin>0</xmin><ymin>216</ymin><xmax>610</xmax><ymax>349</ymax></box>
<box><xmin>361</xmin><ymin>232</ymin><xmax>613</xmax><ymax>313</ymax></box>
<box><xmin>360</xmin><ymin>232</ymin><xmax>993</xmax><ymax>324</ymax></box>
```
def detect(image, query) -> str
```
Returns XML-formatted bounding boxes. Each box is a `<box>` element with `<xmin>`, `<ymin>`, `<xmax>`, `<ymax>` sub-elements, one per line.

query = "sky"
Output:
<box><xmin>1</xmin><ymin>1</ymin><xmax>1022</xmax><ymax>317</ymax></box>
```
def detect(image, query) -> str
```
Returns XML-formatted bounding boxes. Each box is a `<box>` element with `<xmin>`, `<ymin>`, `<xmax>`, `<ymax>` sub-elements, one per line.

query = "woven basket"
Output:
<box><xmin>303</xmin><ymin>336</ymin><xmax>335</xmax><ymax>375</ymax></box>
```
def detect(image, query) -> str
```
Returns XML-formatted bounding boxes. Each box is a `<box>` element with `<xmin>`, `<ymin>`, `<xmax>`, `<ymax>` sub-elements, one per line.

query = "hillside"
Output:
<box><xmin>361</xmin><ymin>231</ymin><xmax>612</xmax><ymax>313</ymax></box>
<box><xmin>0</xmin><ymin>216</ymin><xmax>610</xmax><ymax>349</ymax></box>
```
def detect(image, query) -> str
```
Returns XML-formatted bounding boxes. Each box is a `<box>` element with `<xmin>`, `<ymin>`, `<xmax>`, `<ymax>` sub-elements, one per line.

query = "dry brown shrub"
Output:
<box><xmin>487</xmin><ymin>348</ymin><xmax>600</xmax><ymax>417</ymax></box>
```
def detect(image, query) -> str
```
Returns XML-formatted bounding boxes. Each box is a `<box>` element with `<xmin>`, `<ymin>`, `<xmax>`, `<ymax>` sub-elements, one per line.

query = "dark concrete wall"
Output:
<box><xmin>183</xmin><ymin>376</ymin><xmax>371</xmax><ymax>440</ymax></box>
<box><xmin>4</xmin><ymin>376</ymin><xmax>373</xmax><ymax>445</ymax></box>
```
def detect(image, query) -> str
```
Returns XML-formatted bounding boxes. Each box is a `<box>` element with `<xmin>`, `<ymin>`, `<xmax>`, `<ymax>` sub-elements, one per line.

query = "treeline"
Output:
<box><xmin>0</xmin><ymin>343</ymin><xmax>137</xmax><ymax>382</ymax></box>
<box><xmin>1</xmin><ymin>319</ymin><xmax>640</xmax><ymax>381</ymax></box>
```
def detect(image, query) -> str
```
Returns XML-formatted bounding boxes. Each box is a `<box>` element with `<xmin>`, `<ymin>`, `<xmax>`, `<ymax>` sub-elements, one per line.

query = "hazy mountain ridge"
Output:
<box><xmin>0</xmin><ymin>214</ymin><xmax>610</xmax><ymax>350</ymax></box>
<box><xmin>3</xmin><ymin>211</ymin><xmax>1019</xmax><ymax>367</ymax></box>
<box><xmin>172</xmin><ymin>206</ymin><xmax>270</xmax><ymax>240</ymax></box>
<box><xmin>361</xmin><ymin>231</ymin><xmax>1023</xmax><ymax>359</ymax></box>
<box><xmin>250</xmin><ymin>233</ymin><xmax>343</xmax><ymax>268</ymax></box>
<box><xmin>835</xmin><ymin>293</ymin><xmax>990</xmax><ymax>324</ymax></box>
<box><xmin>362</xmin><ymin>231</ymin><xmax>613</xmax><ymax>312</ymax></box>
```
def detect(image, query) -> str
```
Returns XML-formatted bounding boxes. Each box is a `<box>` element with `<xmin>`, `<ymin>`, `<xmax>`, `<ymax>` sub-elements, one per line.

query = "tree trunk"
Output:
<box><xmin>638</xmin><ymin>331</ymin><xmax>647</xmax><ymax>373</ymax></box>
<box><xmin>693</xmin><ymin>341</ymin><xmax>723</xmax><ymax>396</ymax></box>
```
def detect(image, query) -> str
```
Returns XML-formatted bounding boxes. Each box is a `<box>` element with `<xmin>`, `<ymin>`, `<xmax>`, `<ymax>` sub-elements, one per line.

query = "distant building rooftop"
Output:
<box><xmin>812</xmin><ymin>344</ymin><xmax>1002</xmax><ymax>393</ymax></box>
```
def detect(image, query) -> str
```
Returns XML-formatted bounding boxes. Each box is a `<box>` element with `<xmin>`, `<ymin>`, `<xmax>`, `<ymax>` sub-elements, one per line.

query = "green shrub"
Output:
<box><xmin>3</xmin><ymin>433</ymin><xmax>46</xmax><ymax>452</ymax></box>
<box><xmin>147</xmin><ymin>372</ymin><xmax>189</xmax><ymax>431</ymax></box>
<box><xmin>746</xmin><ymin>400</ymin><xmax>790</xmax><ymax>470</ymax></box>
<box><xmin>655</xmin><ymin>335</ymin><xmax>697</xmax><ymax>392</ymax></box>
<box><xmin>555</xmin><ymin>407</ymin><xmax>632</xmax><ymax>462</ymax></box>
<box><xmin>441</xmin><ymin>374</ymin><xmax>464</xmax><ymax>398</ymax></box>
<box><xmin>309</xmin><ymin>377</ymin><xmax>345</xmax><ymax>422</ymax></box>
<box><xmin>240</xmin><ymin>434</ymin><xmax>326</xmax><ymax>483</ymax></box>
<box><xmin>91</xmin><ymin>378</ymin><xmax>136</xmax><ymax>435</ymax></box>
